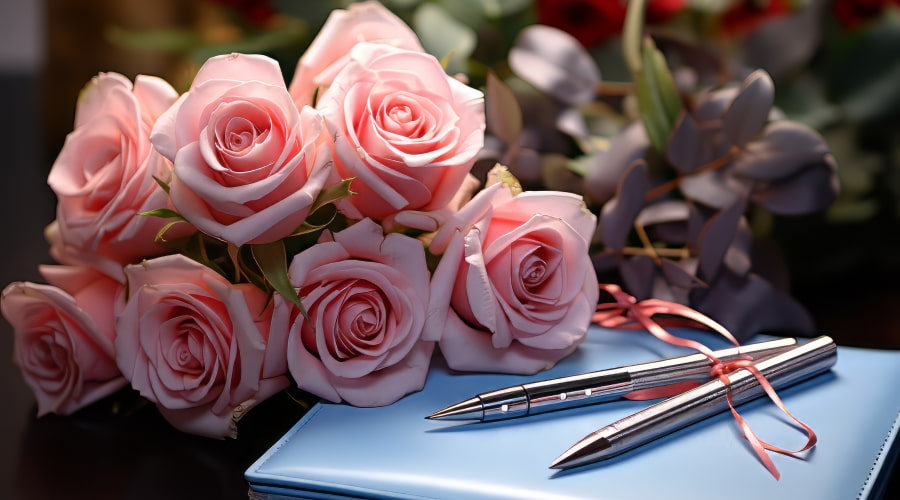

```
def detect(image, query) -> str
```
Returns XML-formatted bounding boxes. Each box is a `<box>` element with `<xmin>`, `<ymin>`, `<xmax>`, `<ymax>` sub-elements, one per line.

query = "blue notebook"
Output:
<box><xmin>245</xmin><ymin>326</ymin><xmax>900</xmax><ymax>500</ymax></box>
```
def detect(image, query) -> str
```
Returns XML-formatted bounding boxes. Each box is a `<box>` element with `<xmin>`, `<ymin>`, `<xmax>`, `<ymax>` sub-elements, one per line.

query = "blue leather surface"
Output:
<box><xmin>246</xmin><ymin>326</ymin><xmax>900</xmax><ymax>500</ymax></box>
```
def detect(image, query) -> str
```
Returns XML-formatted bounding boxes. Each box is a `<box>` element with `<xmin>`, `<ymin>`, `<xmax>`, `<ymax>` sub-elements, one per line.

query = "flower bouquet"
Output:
<box><xmin>2</xmin><ymin>0</ymin><xmax>844</xmax><ymax>440</ymax></box>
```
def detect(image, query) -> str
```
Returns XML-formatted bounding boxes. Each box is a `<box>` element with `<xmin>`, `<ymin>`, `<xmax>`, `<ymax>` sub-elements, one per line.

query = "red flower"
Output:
<box><xmin>720</xmin><ymin>0</ymin><xmax>793</xmax><ymax>36</ymax></box>
<box><xmin>209</xmin><ymin>0</ymin><xmax>276</xmax><ymax>27</ymax></box>
<box><xmin>537</xmin><ymin>0</ymin><xmax>627</xmax><ymax>47</ymax></box>
<box><xmin>536</xmin><ymin>0</ymin><xmax>685</xmax><ymax>47</ymax></box>
<box><xmin>832</xmin><ymin>0</ymin><xmax>900</xmax><ymax>30</ymax></box>
<box><xmin>646</xmin><ymin>0</ymin><xmax>686</xmax><ymax>25</ymax></box>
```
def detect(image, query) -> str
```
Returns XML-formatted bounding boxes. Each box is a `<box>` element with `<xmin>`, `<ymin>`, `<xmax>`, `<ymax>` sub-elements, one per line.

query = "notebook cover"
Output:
<box><xmin>245</xmin><ymin>326</ymin><xmax>900</xmax><ymax>500</ymax></box>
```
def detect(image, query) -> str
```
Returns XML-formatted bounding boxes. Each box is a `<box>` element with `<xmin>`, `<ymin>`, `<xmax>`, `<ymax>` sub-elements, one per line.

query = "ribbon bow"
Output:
<box><xmin>593</xmin><ymin>284</ymin><xmax>817</xmax><ymax>479</ymax></box>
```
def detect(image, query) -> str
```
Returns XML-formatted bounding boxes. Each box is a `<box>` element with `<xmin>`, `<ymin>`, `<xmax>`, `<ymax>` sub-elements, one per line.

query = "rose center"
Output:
<box><xmin>510</xmin><ymin>238</ymin><xmax>564</xmax><ymax>303</ymax></box>
<box><xmin>169</xmin><ymin>321</ymin><xmax>204</xmax><ymax>373</ymax></box>
<box><xmin>222</xmin><ymin>117</ymin><xmax>261</xmax><ymax>153</ymax></box>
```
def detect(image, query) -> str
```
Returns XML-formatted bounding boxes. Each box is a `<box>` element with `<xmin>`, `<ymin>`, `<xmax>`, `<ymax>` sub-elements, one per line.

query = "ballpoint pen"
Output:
<box><xmin>426</xmin><ymin>337</ymin><xmax>797</xmax><ymax>422</ymax></box>
<box><xmin>550</xmin><ymin>335</ymin><xmax>837</xmax><ymax>470</ymax></box>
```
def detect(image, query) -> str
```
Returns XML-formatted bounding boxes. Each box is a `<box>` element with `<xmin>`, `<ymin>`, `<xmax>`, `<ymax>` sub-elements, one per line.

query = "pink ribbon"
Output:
<box><xmin>592</xmin><ymin>284</ymin><xmax>817</xmax><ymax>479</ymax></box>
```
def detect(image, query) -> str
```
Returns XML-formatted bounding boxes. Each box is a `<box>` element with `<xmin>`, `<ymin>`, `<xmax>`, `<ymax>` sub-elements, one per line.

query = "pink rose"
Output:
<box><xmin>316</xmin><ymin>43</ymin><xmax>485</xmax><ymax>232</ymax></box>
<box><xmin>115</xmin><ymin>254</ymin><xmax>289</xmax><ymax>438</ymax></box>
<box><xmin>271</xmin><ymin>218</ymin><xmax>435</xmax><ymax>406</ymax></box>
<box><xmin>428</xmin><ymin>182</ymin><xmax>600</xmax><ymax>374</ymax></box>
<box><xmin>1</xmin><ymin>267</ymin><xmax>126</xmax><ymax>415</ymax></box>
<box><xmin>47</xmin><ymin>72</ymin><xmax>191</xmax><ymax>280</ymax></box>
<box><xmin>288</xmin><ymin>0</ymin><xmax>423</xmax><ymax>108</ymax></box>
<box><xmin>151</xmin><ymin>53</ymin><xmax>334</xmax><ymax>247</ymax></box>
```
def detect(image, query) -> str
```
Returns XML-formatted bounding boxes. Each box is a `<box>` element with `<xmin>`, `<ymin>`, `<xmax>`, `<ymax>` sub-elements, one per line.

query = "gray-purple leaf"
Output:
<box><xmin>477</xmin><ymin>134</ymin><xmax>506</xmax><ymax>162</ymax></box>
<box><xmin>696</xmin><ymin>198</ymin><xmax>746</xmax><ymax>280</ymax></box>
<box><xmin>637</xmin><ymin>200</ymin><xmax>690</xmax><ymax>245</ymax></box>
<box><xmin>680</xmin><ymin>170</ymin><xmax>749</xmax><ymax>209</ymax></box>
<box><xmin>486</xmin><ymin>72</ymin><xmax>523</xmax><ymax>146</ymax></box>
<box><xmin>667</xmin><ymin>112</ymin><xmax>713</xmax><ymax>173</ymax></box>
<box><xmin>635</xmin><ymin>200</ymin><xmax>690</xmax><ymax>227</ymax></box>
<box><xmin>599</xmin><ymin>161</ymin><xmax>650</xmax><ymax>250</ymax></box>
<box><xmin>722</xmin><ymin>219</ymin><xmax>752</xmax><ymax>276</ymax></box>
<box><xmin>750</xmin><ymin>156</ymin><xmax>839</xmax><ymax>215</ymax></box>
<box><xmin>619</xmin><ymin>254</ymin><xmax>656</xmax><ymax>299</ymax></box>
<box><xmin>503</xmin><ymin>145</ymin><xmax>542</xmax><ymax>187</ymax></box>
<box><xmin>556</xmin><ymin>106</ymin><xmax>590</xmax><ymax>145</ymax></box>
<box><xmin>693</xmin><ymin>86</ymin><xmax>739</xmax><ymax>122</ymax></box>
<box><xmin>659</xmin><ymin>257</ymin><xmax>705</xmax><ymax>290</ymax></box>
<box><xmin>730</xmin><ymin>121</ymin><xmax>832</xmax><ymax>180</ymax></box>
<box><xmin>583</xmin><ymin>123</ymin><xmax>649</xmax><ymax>205</ymax></box>
<box><xmin>690</xmin><ymin>273</ymin><xmax>814</xmax><ymax>340</ymax></box>
<box><xmin>509</xmin><ymin>25</ymin><xmax>601</xmax><ymax>106</ymax></box>
<box><xmin>723</xmin><ymin>69</ymin><xmax>774</xmax><ymax>147</ymax></box>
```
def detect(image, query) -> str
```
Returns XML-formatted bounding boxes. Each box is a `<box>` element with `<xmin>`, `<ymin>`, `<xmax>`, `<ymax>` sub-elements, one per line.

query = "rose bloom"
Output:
<box><xmin>151</xmin><ymin>53</ymin><xmax>334</xmax><ymax>247</ymax></box>
<box><xmin>427</xmin><ymin>180</ymin><xmax>600</xmax><ymax>374</ymax></box>
<box><xmin>288</xmin><ymin>0</ymin><xmax>423</xmax><ymax>108</ymax></box>
<box><xmin>271</xmin><ymin>218</ymin><xmax>435</xmax><ymax>407</ymax></box>
<box><xmin>1</xmin><ymin>267</ymin><xmax>126</xmax><ymax>416</ymax></box>
<box><xmin>316</xmin><ymin>43</ymin><xmax>485</xmax><ymax>232</ymax></box>
<box><xmin>46</xmin><ymin>72</ymin><xmax>192</xmax><ymax>281</ymax></box>
<box><xmin>115</xmin><ymin>254</ymin><xmax>289</xmax><ymax>438</ymax></box>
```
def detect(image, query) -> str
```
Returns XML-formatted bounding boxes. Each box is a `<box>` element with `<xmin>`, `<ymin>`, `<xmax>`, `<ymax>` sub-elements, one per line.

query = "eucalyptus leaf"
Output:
<box><xmin>251</xmin><ymin>241</ymin><xmax>307</xmax><ymax>319</ymax></box>
<box><xmin>691</xmin><ymin>272</ymin><xmax>814</xmax><ymax>340</ymax></box>
<box><xmin>599</xmin><ymin>161</ymin><xmax>650</xmax><ymax>250</ymax></box>
<box><xmin>696</xmin><ymin>198</ymin><xmax>746</xmax><ymax>280</ymax></box>
<box><xmin>680</xmin><ymin>170</ymin><xmax>746</xmax><ymax>209</ymax></box>
<box><xmin>666</xmin><ymin>112</ymin><xmax>710</xmax><ymax>173</ymax></box>
<box><xmin>583</xmin><ymin>123</ymin><xmax>649</xmax><ymax>205</ymax></box>
<box><xmin>730</xmin><ymin>121</ymin><xmax>832</xmax><ymax>180</ymax></box>
<box><xmin>723</xmin><ymin>70</ymin><xmax>774</xmax><ymax>147</ymax></box>
<box><xmin>619</xmin><ymin>254</ymin><xmax>656</xmax><ymax>299</ymax></box>
<box><xmin>750</xmin><ymin>158</ymin><xmax>840</xmax><ymax>215</ymax></box>
<box><xmin>508</xmin><ymin>25</ymin><xmax>600</xmax><ymax>106</ymax></box>
<box><xmin>659</xmin><ymin>258</ymin><xmax>705</xmax><ymax>291</ymax></box>
<box><xmin>485</xmin><ymin>72</ymin><xmax>523</xmax><ymax>146</ymax></box>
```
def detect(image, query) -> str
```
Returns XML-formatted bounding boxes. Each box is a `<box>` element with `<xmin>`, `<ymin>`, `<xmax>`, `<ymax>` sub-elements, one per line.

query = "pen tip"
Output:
<box><xmin>425</xmin><ymin>397</ymin><xmax>483</xmax><ymax>421</ymax></box>
<box><xmin>550</xmin><ymin>436</ymin><xmax>612</xmax><ymax>470</ymax></box>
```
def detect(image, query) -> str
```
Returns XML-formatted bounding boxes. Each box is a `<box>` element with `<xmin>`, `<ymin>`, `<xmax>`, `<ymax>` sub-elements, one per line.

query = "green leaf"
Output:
<box><xmin>106</xmin><ymin>26</ymin><xmax>202</xmax><ymax>53</ymax></box>
<box><xmin>139</xmin><ymin>208</ymin><xmax>183</xmax><ymax>219</ymax></box>
<box><xmin>138</xmin><ymin>208</ymin><xmax>188</xmax><ymax>243</ymax></box>
<box><xmin>413</xmin><ymin>3</ymin><xmax>476</xmax><ymax>75</ymax></box>
<box><xmin>312</xmin><ymin>178</ymin><xmax>355</xmax><ymax>213</ymax></box>
<box><xmin>251</xmin><ymin>241</ymin><xmax>307</xmax><ymax>320</ymax></box>
<box><xmin>622</xmin><ymin>0</ymin><xmax>647</xmax><ymax>76</ymax></box>
<box><xmin>635</xmin><ymin>36</ymin><xmax>683</xmax><ymax>154</ymax></box>
<box><xmin>289</xmin><ymin>178</ymin><xmax>355</xmax><ymax>237</ymax></box>
<box><xmin>152</xmin><ymin>176</ymin><xmax>171</xmax><ymax>195</ymax></box>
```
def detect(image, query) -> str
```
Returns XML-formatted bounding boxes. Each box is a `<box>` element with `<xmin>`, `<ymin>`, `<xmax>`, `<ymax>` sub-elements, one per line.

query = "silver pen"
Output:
<box><xmin>426</xmin><ymin>337</ymin><xmax>797</xmax><ymax>422</ymax></box>
<box><xmin>550</xmin><ymin>335</ymin><xmax>837</xmax><ymax>470</ymax></box>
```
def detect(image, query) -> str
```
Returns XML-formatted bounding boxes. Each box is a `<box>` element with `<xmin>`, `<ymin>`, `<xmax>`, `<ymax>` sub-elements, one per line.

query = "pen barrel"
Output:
<box><xmin>523</xmin><ymin>370</ymin><xmax>633</xmax><ymax>417</ymax></box>
<box><xmin>596</xmin><ymin>336</ymin><xmax>837</xmax><ymax>459</ymax></box>
<box><xmin>519</xmin><ymin>337</ymin><xmax>797</xmax><ymax>418</ymax></box>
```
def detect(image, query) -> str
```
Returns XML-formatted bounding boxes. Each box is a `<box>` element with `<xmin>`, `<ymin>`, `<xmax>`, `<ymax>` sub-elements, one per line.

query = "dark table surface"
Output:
<box><xmin>1</xmin><ymin>72</ymin><xmax>898</xmax><ymax>499</ymax></box>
